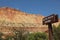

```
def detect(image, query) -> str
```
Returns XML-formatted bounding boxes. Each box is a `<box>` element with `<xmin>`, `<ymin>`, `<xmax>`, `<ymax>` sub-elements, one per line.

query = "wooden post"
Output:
<box><xmin>48</xmin><ymin>23</ymin><xmax>53</xmax><ymax>40</ymax></box>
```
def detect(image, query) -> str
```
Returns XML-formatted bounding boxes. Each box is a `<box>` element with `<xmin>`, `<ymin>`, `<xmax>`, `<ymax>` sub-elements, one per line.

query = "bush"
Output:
<box><xmin>13</xmin><ymin>29</ymin><xmax>29</xmax><ymax>40</ymax></box>
<box><xmin>27</xmin><ymin>32</ymin><xmax>48</xmax><ymax>40</ymax></box>
<box><xmin>34</xmin><ymin>32</ymin><xmax>48</xmax><ymax>40</ymax></box>
<box><xmin>0</xmin><ymin>29</ymin><xmax>48</xmax><ymax>40</ymax></box>
<box><xmin>0</xmin><ymin>32</ymin><xmax>3</xmax><ymax>40</ymax></box>
<box><xmin>53</xmin><ymin>24</ymin><xmax>60</xmax><ymax>40</ymax></box>
<box><xmin>27</xmin><ymin>33</ymin><xmax>35</xmax><ymax>40</ymax></box>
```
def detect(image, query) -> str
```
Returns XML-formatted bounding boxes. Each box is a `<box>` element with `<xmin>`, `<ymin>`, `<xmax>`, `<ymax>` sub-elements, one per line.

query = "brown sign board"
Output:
<box><xmin>43</xmin><ymin>14</ymin><xmax>58</xmax><ymax>25</ymax></box>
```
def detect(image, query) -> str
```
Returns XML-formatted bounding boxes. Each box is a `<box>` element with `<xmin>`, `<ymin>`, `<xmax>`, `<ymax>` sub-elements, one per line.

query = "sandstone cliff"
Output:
<box><xmin>0</xmin><ymin>7</ymin><xmax>59</xmax><ymax>34</ymax></box>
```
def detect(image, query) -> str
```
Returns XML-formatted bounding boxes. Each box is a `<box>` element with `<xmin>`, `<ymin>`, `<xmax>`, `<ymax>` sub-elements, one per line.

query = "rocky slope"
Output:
<box><xmin>0</xmin><ymin>7</ymin><xmax>59</xmax><ymax>34</ymax></box>
<box><xmin>0</xmin><ymin>7</ymin><xmax>44</xmax><ymax>27</ymax></box>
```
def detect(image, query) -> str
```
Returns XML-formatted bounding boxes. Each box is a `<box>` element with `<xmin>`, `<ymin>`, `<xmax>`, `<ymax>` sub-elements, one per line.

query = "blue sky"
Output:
<box><xmin>0</xmin><ymin>0</ymin><xmax>60</xmax><ymax>17</ymax></box>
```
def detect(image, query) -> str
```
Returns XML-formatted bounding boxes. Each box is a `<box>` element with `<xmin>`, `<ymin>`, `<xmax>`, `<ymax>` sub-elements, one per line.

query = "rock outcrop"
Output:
<box><xmin>0</xmin><ymin>7</ymin><xmax>59</xmax><ymax>34</ymax></box>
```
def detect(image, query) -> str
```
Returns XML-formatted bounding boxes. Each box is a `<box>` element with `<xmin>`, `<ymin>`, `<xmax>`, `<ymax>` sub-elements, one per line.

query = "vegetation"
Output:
<box><xmin>0</xmin><ymin>24</ymin><xmax>60</xmax><ymax>40</ymax></box>
<box><xmin>0</xmin><ymin>30</ymin><xmax>48</xmax><ymax>40</ymax></box>
<box><xmin>13</xmin><ymin>30</ymin><xmax>48</xmax><ymax>40</ymax></box>
<box><xmin>34</xmin><ymin>32</ymin><xmax>48</xmax><ymax>40</ymax></box>
<box><xmin>53</xmin><ymin>24</ymin><xmax>60</xmax><ymax>40</ymax></box>
<box><xmin>0</xmin><ymin>32</ymin><xmax>3</xmax><ymax>40</ymax></box>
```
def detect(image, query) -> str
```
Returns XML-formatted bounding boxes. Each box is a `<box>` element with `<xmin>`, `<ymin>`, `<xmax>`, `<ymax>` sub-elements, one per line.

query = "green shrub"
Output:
<box><xmin>26</xmin><ymin>32</ymin><xmax>48</xmax><ymax>40</ymax></box>
<box><xmin>27</xmin><ymin>33</ymin><xmax>35</xmax><ymax>40</ymax></box>
<box><xmin>34</xmin><ymin>32</ymin><xmax>48</xmax><ymax>40</ymax></box>
<box><xmin>53</xmin><ymin>24</ymin><xmax>60</xmax><ymax>40</ymax></box>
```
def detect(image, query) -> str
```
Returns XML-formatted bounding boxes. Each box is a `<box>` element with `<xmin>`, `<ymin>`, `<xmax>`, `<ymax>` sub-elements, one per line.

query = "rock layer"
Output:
<box><xmin>0</xmin><ymin>7</ymin><xmax>59</xmax><ymax>34</ymax></box>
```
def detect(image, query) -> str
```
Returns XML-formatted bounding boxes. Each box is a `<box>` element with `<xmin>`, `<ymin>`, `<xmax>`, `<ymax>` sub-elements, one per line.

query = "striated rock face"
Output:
<box><xmin>0</xmin><ymin>7</ymin><xmax>47</xmax><ymax>27</ymax></box>
<box><xmin>0</xmin><ymin>7</ymin><xmax>60</xmax><ymax>34</ymax></box>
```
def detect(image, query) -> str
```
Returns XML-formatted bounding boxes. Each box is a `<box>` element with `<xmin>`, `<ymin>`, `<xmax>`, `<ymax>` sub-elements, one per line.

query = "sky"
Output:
<box><xmin>0</xmin><ymin>0</ymin><xmax>60</xmax><ymax>17</ymax></box>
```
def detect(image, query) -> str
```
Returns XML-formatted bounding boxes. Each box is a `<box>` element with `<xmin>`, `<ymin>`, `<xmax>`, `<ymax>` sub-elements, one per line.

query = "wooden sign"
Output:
<box><xmin>42</xmin><ymin>14</ymin><xmax>59</xmax><ymax>40</ymax></box>
<box><xmin>43</xmin><ymin>14</ymin><xmax>58</xmax><ymax>25</ymax></box>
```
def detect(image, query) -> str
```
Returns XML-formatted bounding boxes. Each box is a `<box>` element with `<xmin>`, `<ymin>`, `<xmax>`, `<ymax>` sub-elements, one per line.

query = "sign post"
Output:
<box><xmin>48</xmin><ymin>23</ymin><xmax>53</xmax><ymax>40</ymax></box>
<box><xmin>43</xmin><ymin>14</ymin><xmax>58</xmax><ymax>40</ymax></box>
